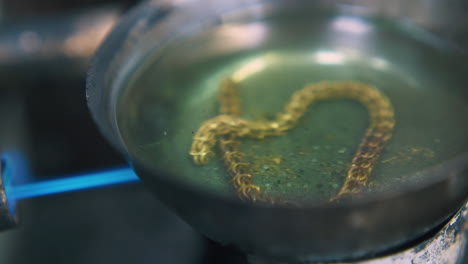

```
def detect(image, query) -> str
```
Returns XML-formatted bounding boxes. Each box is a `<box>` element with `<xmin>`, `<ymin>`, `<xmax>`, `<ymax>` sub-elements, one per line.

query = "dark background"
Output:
<box><xmin>4</xmin><ymin>0</ymin><xmax>137</xmax><ymax>19</ymax></box>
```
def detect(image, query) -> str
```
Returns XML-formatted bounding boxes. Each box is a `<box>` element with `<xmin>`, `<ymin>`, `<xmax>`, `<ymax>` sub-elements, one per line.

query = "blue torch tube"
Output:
<box><xmin>1</xmin><ymin>151</ymin><xmax>141</xmax><ymax>219</ymax></box>
<box><xmin>7</xmin><ymin>167</ymin><xmax>140</xmax><ymax>201</ymax></box>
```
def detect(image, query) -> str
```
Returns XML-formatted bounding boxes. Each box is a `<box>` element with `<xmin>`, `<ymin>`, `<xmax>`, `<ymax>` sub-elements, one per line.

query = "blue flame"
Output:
<box><xmin>1</xmin><ymin>150</ymin><xmax>142</xmax><ymax>217</ymax></box>
<box><xmin>7</xmin><ymin>167</ymin><xmax>140</xmax><ymax>201</ymax></box>
<box><xmin>1</xmin><ymin>150</ymin><xmax>30</xmax><ymax>216</ymax></box>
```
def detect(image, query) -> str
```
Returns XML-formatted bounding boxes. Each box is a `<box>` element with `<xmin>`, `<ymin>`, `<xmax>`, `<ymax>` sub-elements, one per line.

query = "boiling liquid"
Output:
<box><xmin>118</xmin><ymin>12</ymin><xmax>468</xmax><ymax>203</ymax></box>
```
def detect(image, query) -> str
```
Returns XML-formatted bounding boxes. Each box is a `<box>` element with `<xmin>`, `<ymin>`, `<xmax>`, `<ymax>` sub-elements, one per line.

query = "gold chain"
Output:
<box><xmin>190</xmin><ymin>77</ymin><xmax>395</xmax><ymax>204</ymax></box>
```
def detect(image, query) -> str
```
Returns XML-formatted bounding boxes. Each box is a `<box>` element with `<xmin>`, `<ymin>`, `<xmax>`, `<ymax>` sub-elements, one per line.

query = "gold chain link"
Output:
<box><xmin>190</xmin><ymin>77</ymin><xmax>395</xmax><ymax>204</ymax></box>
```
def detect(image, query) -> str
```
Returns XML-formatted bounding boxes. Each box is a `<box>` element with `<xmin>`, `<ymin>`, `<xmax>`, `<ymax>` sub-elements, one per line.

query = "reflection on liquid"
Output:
<box><xmin>331</xmin><ymin>16</ymin><xmax>373</xmax><ymax>35</ymax></box>
<box><xmin>209</xmin><ymin>23</ymin><xmax>268</xmax><ymax>56</ymax></box>
<box><xmin>370</xmin><ymin>57</ymin><xmax>389</xmax><ymax>70</ymax></box>
<box><xmin>232</xmin><ymin>54</ymin><xmax>277</xmax><ymax>82</ymax></box>
<box><xmin>314</xmin><ymin>51</ymin><xmax>346</xmax><ymax>65</ymax></box>
<box><xmin>230</xmin><ymin>50</ymin><xmax>394</xmax><ymax>83</ymax></box>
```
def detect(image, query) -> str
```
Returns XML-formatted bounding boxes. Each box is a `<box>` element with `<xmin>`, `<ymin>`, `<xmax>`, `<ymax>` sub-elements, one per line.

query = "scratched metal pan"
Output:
<box><xmin>87</xmin><ymin>0</ymin><xmax>468</xmax><ymax>262</ymax></box>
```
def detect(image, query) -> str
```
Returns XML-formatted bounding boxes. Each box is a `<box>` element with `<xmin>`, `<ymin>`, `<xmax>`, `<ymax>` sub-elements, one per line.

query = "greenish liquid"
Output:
<box><xmin>118</xmin><ymin>13</ymin><xmax>468</xmax><ymax>203</ymax></box>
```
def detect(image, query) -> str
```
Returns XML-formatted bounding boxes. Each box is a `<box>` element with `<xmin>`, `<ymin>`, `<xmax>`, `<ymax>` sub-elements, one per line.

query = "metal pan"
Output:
<box><xmin>87</xmin><ymin>0</ymin><xmax>468</xmax><ymax>262</ymax></box>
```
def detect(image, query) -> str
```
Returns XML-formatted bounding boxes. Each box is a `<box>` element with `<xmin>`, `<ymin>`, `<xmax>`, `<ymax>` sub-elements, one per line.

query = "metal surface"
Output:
<box><xmin>87</xmin><ymin>0</ymin><xmax>468</xmax><ymax>262</ymax></box>
<box><xmin>0</xmin><ymin>184</ymin><xmax>208</xmax><ymax>264</ymax></box>
<box><xmin>0</xmin><ymin>91</ymin><xmax>29</xmax><ymax>232</ymax></box>
<box><xmin>249</xmin><ymin>202</ymin><xmax>467</xmax><ymax>264</ymax></box>
<box><xmin>0</xmin><ymin>162</ymin><xmax>16</xmax><ymax>231</ymax></box>
<box><xmin>133</xmin><ymin>156</ymin><xmax>467</xmax><ymax>263</ymax></box>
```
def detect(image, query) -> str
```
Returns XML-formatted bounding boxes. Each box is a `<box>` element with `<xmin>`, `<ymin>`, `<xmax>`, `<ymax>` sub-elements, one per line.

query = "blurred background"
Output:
<box><xmin>1</xmin><ymin>0</ymin><xmax>137</xmax><ymax>177</ymax></box>
<box><xmin>0</xmin><ymin>0</ymin><xmax>245</xmax><ymax>263</ymax></box>
<box><xmin>4</xmin><ymin>0</ymin><xmax>134</xmax><ymax>18</ymax></box>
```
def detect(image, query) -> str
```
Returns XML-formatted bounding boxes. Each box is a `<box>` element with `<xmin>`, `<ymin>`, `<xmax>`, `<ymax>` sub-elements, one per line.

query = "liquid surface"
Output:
<box><xmin>118</xmin><ymin>12</ymin><xmax>468</xmax><ymax>203</ymax></box>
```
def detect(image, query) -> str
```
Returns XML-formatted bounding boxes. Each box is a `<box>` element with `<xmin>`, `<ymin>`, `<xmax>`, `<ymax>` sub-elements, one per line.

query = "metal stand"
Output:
<box><xmin>0</xmin><ymin>161</ymin><xmax>17</xmax><ymax>231</ymax></box>
<box><xmin>249</xmin><ymin>202</ymin><xmax>467</xmax><ymax>264</ymax></box>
